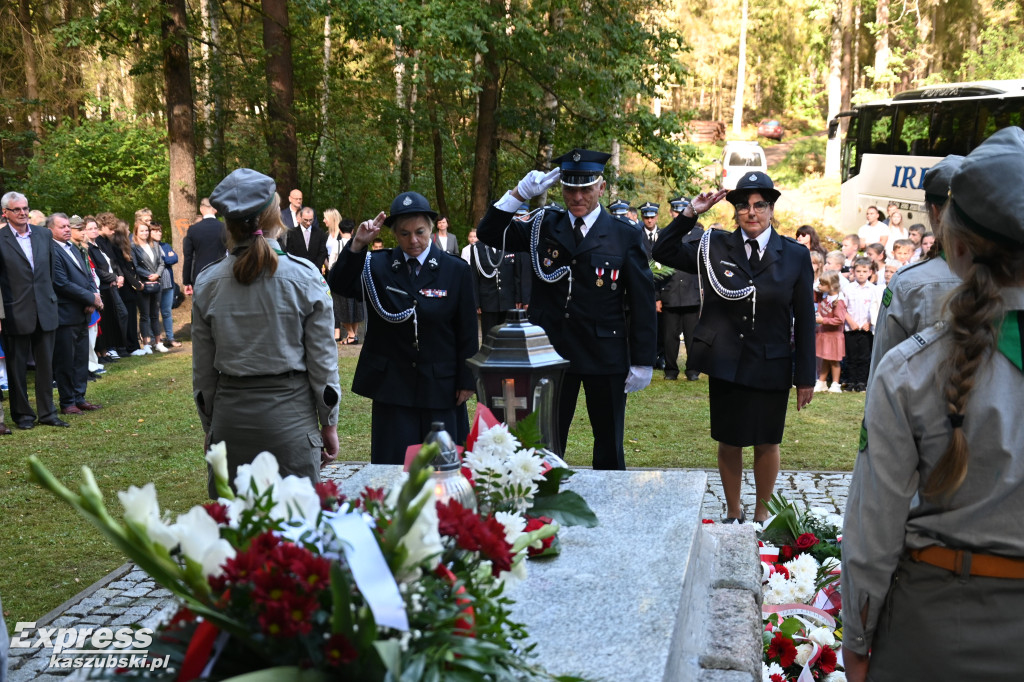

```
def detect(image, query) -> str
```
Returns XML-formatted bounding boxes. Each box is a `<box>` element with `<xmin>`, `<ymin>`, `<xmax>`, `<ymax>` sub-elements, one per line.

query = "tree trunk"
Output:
<box><xmin>873</xmin><ymin>0</ymin><xmax>889</xmax><ymax>87</ymax></box>
<box><xmin>429</xmin><ymin>78</ymin><xmax>449</xmax><ymax>218</ymax></box>
<box><xmin>534</xmin><ymin>7</ymin><xmax>564</xmax><ymax>207</ymax></box>
<box><xmin>399</xmin><ymin>58</ymin><xmax>418</xmax><ymax>193</ymax></box>
<box><xmin>394</xmin><ymin>27</ymin><xmax>405</xmax><ymax>170</ymax></box>
<box><xmin>18</xmin><ymin>0</ymin><xmax>43</xmax><ymax>142</ymax></box>
<box><xmin>469</xmin><ymin>46</ymin><xmax>500</xmax><ymax>229</ymax></box>
<box><xmin>731</xmin><ymin>0</ymin><xmax>748</xmax><ymax>135</ymax></box>
<box><xmin>162</xmin><ymin>0</ymin><xmax>198</xmax><ymax>283</ymax></box>
<box><xmin>317</xmin><ymin>15</ymin><xmax>332</xmax><ymax>183</ymax></box>
<box><xmin>840</xmin><ymin>0</ymin><xmax>854</xmax><ymax>113</ymax></box>
<box><xmin>261</xmin><ymin>0</ymin><xmax>298</xmax><ymax>197</ymax></box>
<box><xmin>825</xmin><ymin>0</ymin><xmax>844</xmax><ymax>178</ymax></box>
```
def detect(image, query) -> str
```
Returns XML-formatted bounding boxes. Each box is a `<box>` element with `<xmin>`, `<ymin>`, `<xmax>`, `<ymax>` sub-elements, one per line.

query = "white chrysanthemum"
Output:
<box><xmin>808</xmin><ymin>626</ymin><xmax>836</xmax><ymax>648</ymax></box>
<box><xmin>827</xmin><ymin>513</ymin><xmax>844</xmax><ymax>529</ymax></box>
<box><xmin>794</xmin><ymin>642</ymin><xmax>814</xmax><ymax>667</ymax></box>
<box><xmin>464</xmin><ymin>448</ymin><xmax>504</xmax><ymax>477</ymax></box>
<box><xmin>789</xmin><ymin>552</ymin><xmax>820</xmax><ymax>582</ymax></box>
<box><xmin>808</xmin><ymin>506</ymin><xmax>831</xmax><ymax>519</ymax></box>
<box><xmin>506</xmin><ymin>448</ymin><xmax>544</xmax><ymax>487</ymax></box>
<box><xmin>763</xmin><ymin>661</ymin><xmax>786</xmax><ymax>681</ymax></box>
<box><xmin>474</xmin><ymin>424</ymin><xmax>520</xmax><ymax>458</ymax></box>
<box><xmin>823</xmin><ymin>672</ymin><xmax>847</xmax><ymax>682</ymax></box>
<box><xmin>494</xmin><ymin>511</ymin><xmax>527</xmax><ymax>545</ymax></box>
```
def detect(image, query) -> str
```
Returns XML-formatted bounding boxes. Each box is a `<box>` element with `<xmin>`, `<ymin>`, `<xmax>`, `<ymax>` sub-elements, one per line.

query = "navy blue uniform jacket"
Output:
<box><xmin>652</xmin><ymin>214</ymin><xmax>816</xmax><ymax>390</ymax></box>
<box><xmin>328</xmin><ymin>243</ymin><xmax>478</xmax><ymax>408</ymax></box>
<box><xmin>477</xmin><ymin>205</ymin><xmax>657</xmax><ymax>375</ymax></box>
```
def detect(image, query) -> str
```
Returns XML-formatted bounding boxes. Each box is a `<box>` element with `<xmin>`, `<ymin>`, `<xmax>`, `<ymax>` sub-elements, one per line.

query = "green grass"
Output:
<box><xmin>1</xmin><ymin>344</ymin><xmax>863</xmax><ymax>631</ymax></box>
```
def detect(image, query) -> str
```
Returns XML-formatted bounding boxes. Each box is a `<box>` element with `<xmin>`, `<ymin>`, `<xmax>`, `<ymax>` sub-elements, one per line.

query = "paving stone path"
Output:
<box><xmin>6</xmin><ymin>463</ymin><xmax>851</xmax><ymax>681</ymax></box>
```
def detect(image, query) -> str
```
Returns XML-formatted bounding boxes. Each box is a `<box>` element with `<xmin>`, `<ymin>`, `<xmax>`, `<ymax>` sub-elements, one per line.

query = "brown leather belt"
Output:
<box><xmin>909</xmin><ymin>546</ymin><xmax>1024</xmax><ymax>579</ymax></box>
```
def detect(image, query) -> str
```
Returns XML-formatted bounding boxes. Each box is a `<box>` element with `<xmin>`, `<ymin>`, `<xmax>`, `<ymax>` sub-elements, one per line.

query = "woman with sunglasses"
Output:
<box><xmin>652</xmin><ymin>172</ymin><xmax>816</xmax><ymax>524</ymax></box>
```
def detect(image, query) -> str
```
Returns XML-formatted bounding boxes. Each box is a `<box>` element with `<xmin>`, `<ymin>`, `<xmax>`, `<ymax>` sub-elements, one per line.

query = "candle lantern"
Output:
<box><xmin>466</xmin><ymin>309</ymin><xmax>570</xmax><ymax>456</ymax></box>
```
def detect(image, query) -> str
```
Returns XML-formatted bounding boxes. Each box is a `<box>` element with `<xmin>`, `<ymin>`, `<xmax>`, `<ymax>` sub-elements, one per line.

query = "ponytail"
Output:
<box><xmin>225</xmin><ymin>196</ymin><xmax>283</xmax><ymax>285</ymax></box>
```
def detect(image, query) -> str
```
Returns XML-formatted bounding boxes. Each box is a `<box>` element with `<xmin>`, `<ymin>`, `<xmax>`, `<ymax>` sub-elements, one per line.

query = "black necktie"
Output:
<box><xmin>574</xmin><ymin>217</ymin><xmax>585</xmax><ymax>246</ymax></box>
<box><xmin>746</xmin><ymin>238</ymin><xmax>760</xmax><ymax>268</ymax></box>
<box><xmin>407</xmin><ymin>258</ymin><xmax>419</xmax><ymax>278</ymax></box>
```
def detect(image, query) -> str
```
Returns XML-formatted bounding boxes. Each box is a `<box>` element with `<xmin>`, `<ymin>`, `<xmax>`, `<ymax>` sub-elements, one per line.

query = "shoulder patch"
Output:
<box><xmin>859</xmin><ymin>421</ymin><xmax>868</xmax><ymax>452</ymax></box>
<box><xmin>911</xmin><ymin>333</ymin><xmax>927</xmax><ymax>346</ymax></box>
<box><xmin>882</xmin><ymin>288</ymin><xmax>893</xmax><ymax>307</ymax></box>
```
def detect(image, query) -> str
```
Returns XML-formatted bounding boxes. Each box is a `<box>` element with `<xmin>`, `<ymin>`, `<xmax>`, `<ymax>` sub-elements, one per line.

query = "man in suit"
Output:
<box><xmin>0</xmin><ymin>192</ymin><xmax>65</xmax><ymax>429</ymax></box>
<box><xmin>653</xmin><ymin>172</ymin><xmax>815</xmax><ymax>523</ymax></box>
<box><xmin>284</xmin><ymin>207</ymin><xmax>329</xmax><ymax>272</ymax></box>
<box><xmin>658</xmin><ymin>197</ymin><xmax>703</xmax><ymax>380</ymax></box>
<box><xmin>49</xmin><ymin>213</ymin><xmax>102</xmax><ymax>415</ymax></box>
<box><xmin>280</xmin><ymin>188</ymin><xmax>319</xmax><ymax>231</ymax></box>
<box><xmin>476</xmin><ymin>149</ymin><xmax>657</xmax><ymax>470</ymax></box>
<box><xmin>182</xmin><ymin>197</ymin><xmax>227</xmax><ymax>295</ymax></box>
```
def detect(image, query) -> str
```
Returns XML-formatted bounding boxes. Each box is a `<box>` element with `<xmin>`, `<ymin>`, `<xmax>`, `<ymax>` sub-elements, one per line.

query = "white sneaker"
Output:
<box><xmin>143</xmin><ymin>345</ymin><xmax>153</xmax><ymax>355</ymax></box>
<box><xmin>154</xmin><ymin>342</ymin><xmax>169</xmax><ymax>353</ymax></box>
<box><xmin>828</xmin><ymin>383</ymin><xmax>843</xmax><ymax>394</ymax></box>
<box><xmin>130</xmin><ymin>348</ymin><xmax>148</xmax><ymax>357</ymax></box>
<box><xmin>813</xmin><ymin>380</ymin><xmax>828</xmax><ymax>393</ymax></box>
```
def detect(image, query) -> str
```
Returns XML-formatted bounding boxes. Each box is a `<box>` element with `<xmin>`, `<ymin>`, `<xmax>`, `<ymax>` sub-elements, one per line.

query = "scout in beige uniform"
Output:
<box><xmin>193</xmin><ymin>169</ymin><xmax>340</xmax><ymax>496</ymax></box>
<box><xmin>867</xmin><ymin>155</ymin><xmax>963</xmax><ymax>392</ymax></box>
<box><xmin>842</xmin><ymin>127</ymin><xmax>1024</xmax><ymax>681</ymax></box>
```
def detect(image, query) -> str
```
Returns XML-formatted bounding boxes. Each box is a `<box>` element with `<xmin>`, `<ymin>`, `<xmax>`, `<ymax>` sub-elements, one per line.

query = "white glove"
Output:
<box><xmin>516</xmin><ymin>168</ymin><xmax>562</xmax><ymax>200</ymax></box>
<box><xmin>624</xmin><ymin>366</ymin><xmax>653</xmax><ymax>393</ymax></box>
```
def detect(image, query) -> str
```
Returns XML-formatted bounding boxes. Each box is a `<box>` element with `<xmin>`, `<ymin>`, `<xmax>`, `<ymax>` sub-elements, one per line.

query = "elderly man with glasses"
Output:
<box><xmin>0</xmin><ymin>192</ymin><xmax>66</xmax><ymax>430</ymax></box>
<box><xmin>653</xmin><ymin>171</ymin><xmax>816</xmax><ymax>524</ymax></box>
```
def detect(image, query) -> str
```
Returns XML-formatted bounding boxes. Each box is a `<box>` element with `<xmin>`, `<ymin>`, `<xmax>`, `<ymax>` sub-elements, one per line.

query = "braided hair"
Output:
<box><xmin>923</xmin><ymin>204</ymin><xmax>1024</xmax><ymax>500</ymax></box>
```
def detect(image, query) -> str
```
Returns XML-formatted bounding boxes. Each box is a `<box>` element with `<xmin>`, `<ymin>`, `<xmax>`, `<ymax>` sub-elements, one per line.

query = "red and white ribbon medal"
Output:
<box><xmin>595</xmin><ymin>267</ymin><xmax>604</xmax><ymax>287</ymax></box>
<box><xmin>610</xmin><ymin>269</ymin><xmax>620</xmax><ymax>290</ymax></box>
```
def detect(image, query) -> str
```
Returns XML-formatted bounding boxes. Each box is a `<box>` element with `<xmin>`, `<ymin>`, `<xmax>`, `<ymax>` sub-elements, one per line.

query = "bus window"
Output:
<box><xmin>851</xmin><ymin>105</ymin><xmax>894</xmax><ymax>177</ymax></box>
<box><xmin>895</xmin><ymin>103</ymin><xmax>933</xmax><ymax>155</ymax></box>
<box><xmin>977</xmin><ymin>99</ymin><xmax>1024</xmax><ymax>142</ymax></box>
<box><xmin>931</xmin><ymin>101</ymin><xmax>977</xmax><ymax>155</ymax></box>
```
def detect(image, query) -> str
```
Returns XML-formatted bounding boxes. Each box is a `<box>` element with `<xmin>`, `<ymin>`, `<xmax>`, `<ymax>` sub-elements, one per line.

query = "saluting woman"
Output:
<box><xmin>327</xmin><ymin>192</ymin><xmax>478</xmax><ymax>464</ymax></box>
<box><xmin>192</xmin><ymin>169</ymin><xmax>340</xmax><ymax>496</ymax></box>
<box><xmin>842</xmin><ymin>128</ymin><xmax>1024</xmax><ymax>681</ymax></box>
<box><xmin>652</xmin><ymin>172</ymin><xmax>816</xmax><ymax>523</ymax></box>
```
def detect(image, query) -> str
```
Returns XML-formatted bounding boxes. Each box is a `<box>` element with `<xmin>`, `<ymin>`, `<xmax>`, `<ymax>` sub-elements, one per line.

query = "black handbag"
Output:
<box><xmin>141</xmin><ymin>281</ymin><xmax>161</xmax><ymax>294</ymax></box>
<box><xmin>172</xmin><ymin>283</ymin><xmax>185</xmax><ymax>309</ymax></box>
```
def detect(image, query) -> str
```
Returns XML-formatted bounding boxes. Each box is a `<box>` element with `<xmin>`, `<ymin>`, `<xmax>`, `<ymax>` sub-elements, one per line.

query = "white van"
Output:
<box><xmin>720</xmin><ymin>141</ymin><xmax>767</xmax><ymax>190</ymax></box>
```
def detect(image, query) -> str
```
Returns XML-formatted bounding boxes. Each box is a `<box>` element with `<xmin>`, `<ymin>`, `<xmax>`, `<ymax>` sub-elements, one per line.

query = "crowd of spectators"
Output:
<box><xmin>0</xmin><ymin>192</ymin><xmax>190</xmax><ymax>433</ymax></box>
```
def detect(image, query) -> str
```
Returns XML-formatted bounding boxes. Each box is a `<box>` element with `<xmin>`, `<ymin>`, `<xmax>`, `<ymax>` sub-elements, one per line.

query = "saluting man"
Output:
<box><xmin>476</xmin><ymin>149</ymin><xmax>657</xmax><ymax>470</ymax></box>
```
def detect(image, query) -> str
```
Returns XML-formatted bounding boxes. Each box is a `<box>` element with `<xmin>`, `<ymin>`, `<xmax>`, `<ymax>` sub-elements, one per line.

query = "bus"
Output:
<box><xmin>828</xmin><ymin>79</ymin><xmax>1024</xmax><ymax>233</ymax></box>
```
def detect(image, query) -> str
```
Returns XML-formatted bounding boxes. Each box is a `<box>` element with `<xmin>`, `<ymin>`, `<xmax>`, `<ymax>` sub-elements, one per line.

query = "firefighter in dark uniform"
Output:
<box><xmin>653</xmin><ymin>172</ymin><xmax>815</xmax><ymax>522</ymax></box>
<box><xmin>328</xmin><ymin>191</ymin><xmax>478</xmax><ymax>464</ymax></box>
<box><xmin>468</xmin><ymin>231</ymin><xmax>523</xmax><ymax>335</ymax></box>
<box><xmin>658</xmin><ymin>197</ymin><xmax>704</xmax><ymax>380</ymax></box>
<box><xmin>476</xmin><ymin>149</ymin><xmax>657</xmax><ymax>470</ymax></box>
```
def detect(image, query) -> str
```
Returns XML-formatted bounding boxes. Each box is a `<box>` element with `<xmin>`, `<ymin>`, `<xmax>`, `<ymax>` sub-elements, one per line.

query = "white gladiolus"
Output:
<box><xmin>118</xmin><ymin>483</ymin><xmax>160</xmax><ymax>526</ymax></box>
<box><xmin>201</xmin><ymin>538</ymin><xmax>236</xmax><ymax>578</ymax></box>
<box><xmin>174</xmin><ymin>506</ymin><xmax>223</xmax><ymax>565</ymax></box>
<box><xmin>794</xmin><ymin>642</ymin><xmax>815</xmax><ymax>667</ymax></box>
<box><xmin>146</xmin><ymin>518</ymin><xmax>180</xmax><ymax>551</ymax></box>
<box><xmin>205</xmin><ymin>441</ymin><xmax>229</xmax><ymax>485</ymax></box>
<box><xmin>808</xmin><ymin>626</ymin><xmax>836</xmax><ymax>648</ymax></box>
<box><xmin>272</xmin><ymin>475</ymin><xmax>322</xmax><ymax>523</ymax></box>
<box><xmin>388</xmin><ymin>478</ymin><xmax>442</xmax><ymax>579</ymax></box>
<box><xmin>234</xmin><ymin>452</ymin><xmax>282</xmax><ymax>496</ymax></box>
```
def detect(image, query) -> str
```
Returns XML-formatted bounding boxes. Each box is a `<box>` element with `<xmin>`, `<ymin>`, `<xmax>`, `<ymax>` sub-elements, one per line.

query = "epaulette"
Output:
<box><xmin>898</xmin><ymin>321</ymin><xmax>947</xmax><ymax>358</ymax></box>
<box><xmin>612</xmin><ymin>214</ymin><xmax>634</xmax><ymax>226</ymax></box>
<box><xmin>780</xmin><ymin>234</ymin><xmax>801</xmax><ymax>245</ymax></box>
<box><xmin>544</xmin><ymin>203</ymin><xmax>566</xmax><ymax>214</ymax></box>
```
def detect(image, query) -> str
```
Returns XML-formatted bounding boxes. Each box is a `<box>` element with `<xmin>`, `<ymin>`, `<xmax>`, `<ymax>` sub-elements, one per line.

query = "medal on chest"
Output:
<box><xmin>595</xmin><ymin>267</ymin><xmax>604</xmax><ymax>287</ymax></box>
<box><xmin>610</xmin><ymin>269</ymin><xmax>619</xmax><ymax>290</ymax></box>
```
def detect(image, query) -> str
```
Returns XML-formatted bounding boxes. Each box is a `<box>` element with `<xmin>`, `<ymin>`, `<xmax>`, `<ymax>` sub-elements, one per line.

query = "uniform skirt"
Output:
<box><xmin>708</xmin><ymin>377</ymin><xmax>789</xmax><ymax>447</ymax></box>
<box><xmin>867</xmin><ymin>556</ymin><xmax>1024</xmax><ymax>680</ymax></box>
<box><xmin>208</xmin><ymin>372</ymin><xmax>322</xmax><ymax>497</ymax></box>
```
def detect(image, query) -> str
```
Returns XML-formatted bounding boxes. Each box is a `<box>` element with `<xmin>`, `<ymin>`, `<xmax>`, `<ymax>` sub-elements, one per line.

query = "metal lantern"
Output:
<box><xmin>466</xmin><ymin>309</ymin><xmax>570</xmax><ymax>456</ymax></box>
<box><xmin>424</xmin><ymin>422</ymin><xmax>477</xmax><ymax>511</ymax></box>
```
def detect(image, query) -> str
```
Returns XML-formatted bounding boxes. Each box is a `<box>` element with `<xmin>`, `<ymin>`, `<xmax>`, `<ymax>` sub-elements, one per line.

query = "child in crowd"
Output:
<box><xmin>810</xmin><ymin>250</ymin><xmax>824</xmax><ymax>283</ymax></box>
<box><xmin>907</xmin><ymin>224</ymin><xmax>926</xmax><ymax>262</ymax></box>
<box><xmin>920</xmin><ymin>231</ymin><xmax>935</xmax><ymax>257</ymax></box>
<box><xmin>865</xmin><ymin>242</ymin><xmax>886</xmax><ymax>283</ymax></box>
<box><xmin>890</xmin><ymin>238</ymin><xmax>915</xmax><ymax>266</ymax></box>
<box><xmin>884</xmin><ymin>262</ymin><xmax>900</xmax><ymax>284</ymax></box>
<box><xmin>814</xmin><ymin>271</ymin><xmax>847</xmax><ymax>393</ymax></box>
<box><xmin>841</xmin><ymin>234</ymin><xmax>860</xmax><ymax>271</ymax></box>
<box><xmin>843</xmin><ymin>258</ymin><xmax>879</xmax><ymax>392</ymax></box>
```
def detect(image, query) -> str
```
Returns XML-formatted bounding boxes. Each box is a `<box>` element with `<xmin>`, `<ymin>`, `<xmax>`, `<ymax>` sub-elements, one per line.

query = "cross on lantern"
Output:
<box><xmin>491</xmin><ymin>378</ymin><xmax>527</xmax><ymax>428</ymax></box>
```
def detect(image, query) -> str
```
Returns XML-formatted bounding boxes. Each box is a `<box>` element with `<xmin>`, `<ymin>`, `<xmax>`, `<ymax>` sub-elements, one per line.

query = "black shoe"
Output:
<box><xmin>664</xmin><ymin>373</ymin><xmax>678</xmax><ymax>380</ymax></box>
<box><xmin>16</xmin><ymin>420</ymin><xmax>35</xmax><ymax>430</ymax></box>
<box><xmin>654</xmin><ymin>358</ymin><xmax>666</xmax><ymax>370</ymax></box>
<box><xmin>721</xmin><ymin>510</ymin><xmax>747</xmax><ymax>524</ymax></box>
<box><xmin>39</xmin><ymin>418</ymin><xmax>70</xmax><ymax>428</ymax></box>
<box><xmin>99</xmin><ymin>355</ymin><xmax>119</xmax><ymax>364</ymax></box>
<box><xmin>685</xmin><ymin>372</ymin><xmax>700</xmax><ymax>381</ymax></box>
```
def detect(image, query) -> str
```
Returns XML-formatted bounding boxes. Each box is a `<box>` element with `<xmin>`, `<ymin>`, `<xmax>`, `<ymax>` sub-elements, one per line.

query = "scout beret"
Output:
<box><xmin>554</xmin><ymin>149</ymin><xmax>611</xmax><ymax>187</ymax></box>
<box><xmin>384</xmin><ymin>191</ymin><xmax>438</xmax><ymax>227</ymax></box>
<box><xmin>726</xmin><ymin>171</ymin><xmax>780</xmax><ymax>204</ymax></box>
<box><xmin>949</xmin><ymin>127</ymin><xmax>1024</xmax><ymax>246</ymax></box>
<box><xmin>210</xmin><ymin>168</ymin><xmax>277</xmax><ymax>220</ymax></box>
<box><xmin>922</xmin><ymin>155</ymin><xmax>964</xmax><ymax>206</ymax></box>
